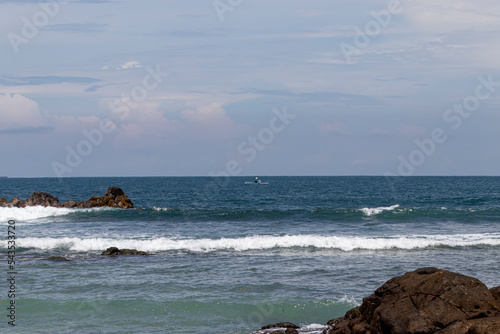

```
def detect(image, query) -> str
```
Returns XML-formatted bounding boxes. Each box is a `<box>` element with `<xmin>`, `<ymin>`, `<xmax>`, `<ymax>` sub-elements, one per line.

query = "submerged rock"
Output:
<box><xmin>0</xmin><ymin>187</ymin><xmax>134</xmax><ymax>209</ymax></box>
<box><xmin>47</xmin><ymin>256</ymin><xmax>70</xmax><ymax>261</ymax></box>
<box><xmin>322</xmin><ymin>267</ymin><xmax>500</xmax><ymax>334</ymax></box>
<box><xmin>259</xmin><ymin>323</ymin><xmax>300</xmax><ymax>334</ymax></box>
<box><xmin>101</xmin><ymin>247</ymin><xmax>149</xmax><ymax>256</ymax></box>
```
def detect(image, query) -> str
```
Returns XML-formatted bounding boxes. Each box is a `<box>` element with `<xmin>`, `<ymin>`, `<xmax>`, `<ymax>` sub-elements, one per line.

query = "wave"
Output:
<box><xmin>3</xmin><ymin>204</ymin><xmax>500</xmax><ymax>225</ymax></box>
<box><xmin>360</xmin><ymin>204</ymin><xmax>400</xmax><ymax>216</ymax></box>
<box><xmin>10</xmin><ymin>233</ymin><xmax>500</xmax><ymax>253</ymax></box>
<box><xmin>0</xmin><ymin>206</ymin><xmax>115</xmax><ymax>223</ymax></box>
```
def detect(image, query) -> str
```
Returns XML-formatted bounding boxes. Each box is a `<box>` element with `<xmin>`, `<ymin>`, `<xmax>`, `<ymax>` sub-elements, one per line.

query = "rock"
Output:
<box><xmin>76</xmin><ymin>187</ymin><xmax>134</xmax><ymax>209</ymax></box>
<box><xmin>10</xmin><ymin>197</ymin><xmax>25</xmax><ymax>208</ymax></box>
<box><xmin>0</xmin><ymin>186</ymin><xmax>134</xmax><ymax>209</ymax></box>
<box><xmin>285</xmin><ymin>328</ymin><xmax>299</xmax><ymax>334</ymax></box>
<box><xmin>261</xmin><ymin>323</ymin><xmax>300</xmax><ymax>330</ymax></box>
<box><xmin>101</xmin><ymin>247</ymin><xmax>148</xmax><ymax>256</ymax></box>
<box><xmin>491</xmin><ymin>287</ymin><xmax>500</xmax><ymax>302</ymax></box>
<box><xmin>47</xmin><ymin>256</ymin><xmax>70</xmax><ymax>261</ymax></box>
<box><xmin>25</xmin><ymin>191</ymin><xmax>59</xmax><ymax>207</ymax></box>
<box><xmin>323</xmin><ymin>267</ymin><xmax>500</xmax><ymax>334</ymax></box>
<box><xmin>59</xmin><ymin>200</ymin><xmax>78</xmax><ymax>208</ymax></box>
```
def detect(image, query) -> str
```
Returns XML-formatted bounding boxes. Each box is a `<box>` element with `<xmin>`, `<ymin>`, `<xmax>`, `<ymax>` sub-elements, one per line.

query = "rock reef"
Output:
<box><xmin>256</xmin><ymin>268</ymin><xmax>500</xmax><ymax>334</ymax></box>
<box><xmin>101</xmin><ymin>247</ymin><xmax>149</xmax><ymax>256</ymax></box>
<box><xmin>0</xmin><ymin>187</ymin><xmax>134</xmax><ymax>209</ymax></box>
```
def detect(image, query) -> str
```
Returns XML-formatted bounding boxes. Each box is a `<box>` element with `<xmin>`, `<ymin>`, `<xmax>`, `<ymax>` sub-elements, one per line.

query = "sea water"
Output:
<box><xmin>1</xmin><ymin>176</ymin><xmax>499</xmax><ymax>333</ymax></box>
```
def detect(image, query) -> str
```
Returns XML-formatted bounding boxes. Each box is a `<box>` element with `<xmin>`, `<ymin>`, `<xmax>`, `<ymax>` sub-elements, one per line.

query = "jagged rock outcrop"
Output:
<box><xmin>259</xmin><ymin>323</ymin><xmax>300</xmax><ymax>334</ymax></box>
<box><xmin>0</xmin><ymin>187</ymin><xmax>134</xmax><ymax>209</ymax></box>
<box><xmin>322</xmin><ymin>267</ymin><xmax>500</xmax><ymax>334</ymax></box>
<box><xmin>25</xmin><ymin>192</ymin><xmax>60</xmax><ymax>207</ymax></box>
<box><xmin>101</xmin><ymin>247</ymin><xmax>149</xmax><ymax>256</ymax></box>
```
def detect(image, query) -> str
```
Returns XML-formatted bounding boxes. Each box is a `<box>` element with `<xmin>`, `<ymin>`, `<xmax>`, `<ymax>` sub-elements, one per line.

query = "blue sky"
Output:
<box><xmin>1</xmin><ymin>0</ymin><xmax>500</xmax><ymax>177</ymax></box>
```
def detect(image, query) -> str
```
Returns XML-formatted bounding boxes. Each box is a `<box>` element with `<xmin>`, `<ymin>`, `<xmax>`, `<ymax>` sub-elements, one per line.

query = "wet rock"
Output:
<box><xmin>262</xmin><ymin>323</ymin><xmax>300</xmax><ymax>330</ymax></box>
<box><xmin>25</xmin><ymin>191</ymin><xmax>59</xmax><ymax>207</ymax></box>
<box><xmin>491</xmin><ymin>286</ymin><xmax>500</xmax><ymax>302</ymax></box>
<box><xmin>59</xmin><ymin>200</ymin><xmax>78</xmax><ymax>208</ymax></box>
<box><xmin>76</xmin><ymin>187</ymin><xmax>134</xmax><ymax>209</ymax></box>
<box><xmin>10</xmin><ymin>197</ymin><xmax>25</xmax><ymax>208</ymax></box>
<box><xmin>101</xmin><ymin>247</ymin><xmax>149</xmax><ymax>256</ymax></box>
<box><xmin>47</xmin><ymin>256</ymin><xmax>70</xmax><ymax>261</ymax></box>
<box><xmin>323</xmin><ymin>267</ymin><xmax>500</xmax><ymax>334</ymax></box>
<box><xmin>0</xmin><ymin>187</ymin><xmax>134</xmax><ymax>209</ymax></box>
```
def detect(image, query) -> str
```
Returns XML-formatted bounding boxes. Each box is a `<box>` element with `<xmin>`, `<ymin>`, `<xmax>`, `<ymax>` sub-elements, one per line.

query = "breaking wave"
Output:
<box><xmin>10</xmin><ymin>233</ymin><xmax>500</xmax><ymax>253</ymax></box>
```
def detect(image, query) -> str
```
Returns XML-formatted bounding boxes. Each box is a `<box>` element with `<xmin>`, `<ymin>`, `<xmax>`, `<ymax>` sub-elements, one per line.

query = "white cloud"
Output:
<box><xmin>0</xmin><ymin>93</ymin><xmax>47</xmax><ymax>131</ymax></box>
<box><xmin>404</xmin><ymin>0</ymin><xmax>500</xmax><ymax>34</ymax></box>
<box><xmin>120</xmin><ymin>61</ymin><xmax>143</xmax><ymax>70</ymax></box>
<box><xmin>181</xmin><ymin>103</ymin><xmax>239</xmax><ymax>138</ymax></box>
<box><xmin>101</xmin><ymin>61</ymin><xmax>143</xmax><ymax>71</ymax></box>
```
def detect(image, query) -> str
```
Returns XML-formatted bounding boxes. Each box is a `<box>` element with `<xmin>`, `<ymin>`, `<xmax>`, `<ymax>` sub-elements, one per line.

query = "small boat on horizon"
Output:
<box><xmin>245</xmin><ymin>177</ymin><xmax>268</xmax><ymax>185</ymax></box>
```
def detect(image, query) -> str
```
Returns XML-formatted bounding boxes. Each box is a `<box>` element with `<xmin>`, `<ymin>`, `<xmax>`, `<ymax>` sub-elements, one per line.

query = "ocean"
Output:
<box><xmin>1</xmin><ymin>176</ymin><xmax>500</xmax><ymax>333</ymax></box>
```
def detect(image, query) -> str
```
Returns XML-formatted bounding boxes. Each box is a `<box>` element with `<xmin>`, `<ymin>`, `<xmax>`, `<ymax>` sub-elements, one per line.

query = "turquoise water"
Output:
<box><xmin>1</xmin><ymin>176</ymin><xmax>500</xmax><ymax>333</ymax></box>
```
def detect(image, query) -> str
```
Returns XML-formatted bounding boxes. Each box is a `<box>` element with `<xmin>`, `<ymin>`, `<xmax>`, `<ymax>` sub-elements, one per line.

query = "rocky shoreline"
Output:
<box><xmin>0</xmin><ymin>186</ymin><xmax>134</xmax><ymax>209</ymax></box>
<box><xmin>255</xmin><ymin>268</ymin><xmax>500</xmax><ymax>334</ymax></box>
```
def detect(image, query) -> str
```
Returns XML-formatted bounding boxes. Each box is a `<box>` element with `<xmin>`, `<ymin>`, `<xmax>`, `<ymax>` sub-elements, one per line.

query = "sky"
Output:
<box><xmin>1</xmin><ymin>0</ymin><xmax>500</xmax><ymax>177</ymax></box>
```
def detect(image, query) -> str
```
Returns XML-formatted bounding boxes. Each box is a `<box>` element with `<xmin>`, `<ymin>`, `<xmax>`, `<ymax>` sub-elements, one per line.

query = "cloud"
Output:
<box><xmin>405</xmin><ymin>1</ymin><xmax>500</xmax><ymax>34</ymax></box>
<box><xmin>0</xmin><ymin>76</ymin><xmax>100</xmax><ymax>86</ymax></box>
<box><xmin>121</xmin><ymin>61</ymin><xmax>143</xmax><ymax>70</ymax></box>
<box><xmin>181</xmin><ymin>103</ymin><xmax>239</xmax><ymax>139</ymax></box>
<box><xmin>0</xmin><ymin>93</ymin><xmax>47</xmax><ymax>131</ymax></box>
<box><xmin>102</xmin><ymin>61</ymin><xmax>143</xmax><ymax>71</ymax></box>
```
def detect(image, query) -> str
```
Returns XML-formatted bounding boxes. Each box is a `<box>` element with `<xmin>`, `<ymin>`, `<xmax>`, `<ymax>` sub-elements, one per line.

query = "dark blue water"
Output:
<box><xmin>1</xmin><ymin>176</ymin><xmax>499</xmax><ymax>333</ymax></box>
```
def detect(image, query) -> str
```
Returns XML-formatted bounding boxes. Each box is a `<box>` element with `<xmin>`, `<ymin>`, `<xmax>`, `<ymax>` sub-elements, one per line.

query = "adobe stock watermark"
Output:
<box><xmin>213</xmin><ymin>0</ymin><xmax>243</xmax><ymax>21</ymax></box>
<box><xmin>235</xmin><ymin>302</ymin><xmax>276</xmax><ymax>332</ymax></box>
<box><xmin>385</xmin><ymin>74</ymin><xmax>500</xmax><ymax>194</ymax></box>
<box><xmin>340</xmin><ymin>0</ymin><xmax>404</xmax><ymax>63</ymax></box>
<box><xmin>7</xmin><ymin>0</ymin><xmax>68</xmax><ymax>54</ymax></box>
<box><xmin>51</xmin><ymin>65</ymin><xmax>168</xmax><ymax>178</ymax></box>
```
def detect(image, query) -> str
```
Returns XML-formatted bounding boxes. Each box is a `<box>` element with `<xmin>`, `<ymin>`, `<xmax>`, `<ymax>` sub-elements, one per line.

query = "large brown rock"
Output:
<box><xmin>0</xmin><ymin>187</ymin><xmax>133</xmax><ymax>209</ymax></box>
<box><xmin>323</xmin><ymin>267</ymin><xmax>500</xmax><ymax>334</ymax></box>
<box><xmin>76</xmin><ymin>187</ymin><xmax>134</xmax><ymax>209</ymax></box>
<box><xmin>25</xmin><ymin>191</ymin><xmax>60</xmax><ymax>207</ymax></box>
<box><xmin>10</xmin><ymin>197</ymin><xmax>25</xmax><ymax>208</ymax></box>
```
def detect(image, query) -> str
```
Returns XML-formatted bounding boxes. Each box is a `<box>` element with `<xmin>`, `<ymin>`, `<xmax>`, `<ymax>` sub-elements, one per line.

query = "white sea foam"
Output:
<box><xmin>0</xmin><ymin>206</ymin><xmax>112</xmax><ymax>223</ymax></box>
<box><xmin>360</xmin><ymin>204</ymin><xmax>399</xmax><ymax>216</ymax></box>
<box><xmin>11</xmin><ymin>233</ymin><xmax>500</xmax><ymax>253</ymax></box>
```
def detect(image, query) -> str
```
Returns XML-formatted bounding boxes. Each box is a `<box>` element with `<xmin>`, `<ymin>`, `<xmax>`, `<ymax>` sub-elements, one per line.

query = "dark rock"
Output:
<box><xmin>76</xmin><ymin>187</ymin><xmax>134</xmax><ymax>209</ymax></box>
<box><xmin>491</xmin><ymin>287</ymin><xmax>500</xmax><ymax>302</ymax></box>
<box><xmin>25</xmin><ymin>191</ymin><xmax>59</xmax><ymax>207</ymax></box>
<box><xmin>285</xmin><ymin>327</ymin><xmax>299</xmax><ymax>334</ymax></box>
<box><xmin>59</xmin><ymin>200</ymin><xmax>78</xmax><ymax>208</ymax></box>
<box><xmin>102</xmin><ymin>247</ymin><xmax>120</xmax><ymax>255</ymax></box>
<box><xmin>101</xmin><ymin>247</ymin><xmax>148</xmax><ymax>256</ymax></box>
<box><xmin>47</xmin><ymin>256</ymin><xmax>70</xmax><ymax>261</ymax></box>
<box><xmin>323</xmin><ymin>268</ymin><xmax>500</xmax><ymax>334</ymax></box>
<box><xmin>10</xmin><ymin>197</ymin><xmax>25</xmax><ymax>208</ymax></box>
<box><xmin>1</xmin><ymin>186</ymin><xmax>133</xmax><ymax>209</ymax></box>
<box><xmin>262</xmin><ymin>323</ymin><xmax>300</xmax><ymax>330</ymax></box>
